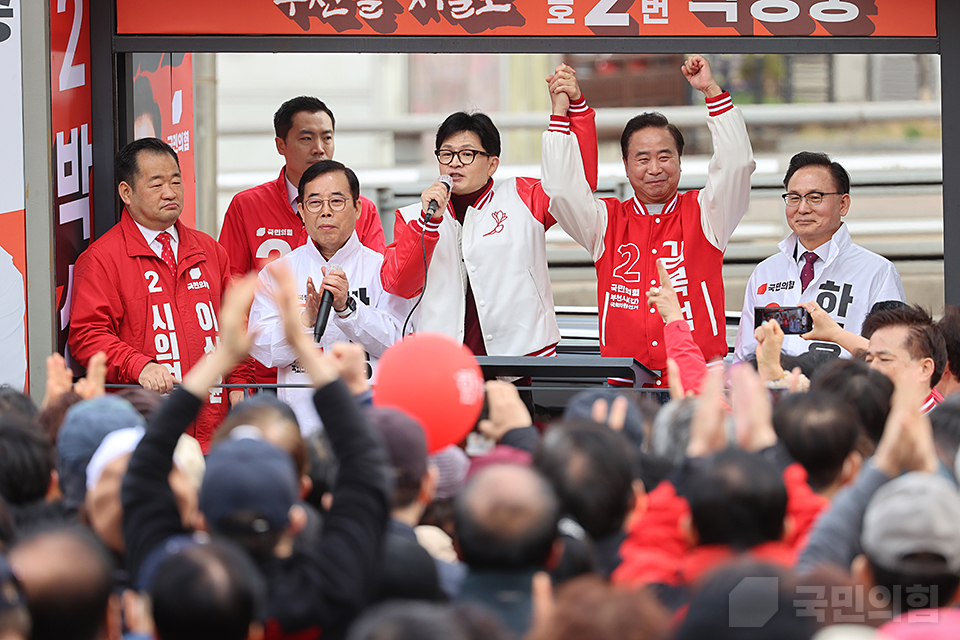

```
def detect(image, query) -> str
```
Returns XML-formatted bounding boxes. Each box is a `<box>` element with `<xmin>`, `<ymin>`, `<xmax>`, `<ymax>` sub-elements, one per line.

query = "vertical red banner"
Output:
<box><xmin>0</xmin><ymin>0</ymin><xmax>28</xmax><ymax>391</ymax></box>
<box><xmin>132</xmin><ymin>53</ymin><xmax>197</xmax><ymax>228</ymax></box>
<box><xmin>50</xmin><ymin>0</ymin><xmax>93</xmax><ymax>360</ymax></box>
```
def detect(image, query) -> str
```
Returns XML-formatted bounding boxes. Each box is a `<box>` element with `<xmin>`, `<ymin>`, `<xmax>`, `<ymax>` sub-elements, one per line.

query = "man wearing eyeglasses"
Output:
<box><xmin>380</xmin><ymin>64</ymin><xmax>597</xmax><ymax>358</ymax></box>
<box><xmin>248</xmin><ymin>160</ymin><xmax>408</xmax><ymax>434</ymax></box>
<box><xmin>732</xmin><ymin>151</ymin><xmax>905</xmax><ymax>362</ymax></box>
<box><xmin>218</xmin><ymin>96</ymin><xmax>386</xmax><ymax>390</ymax></box>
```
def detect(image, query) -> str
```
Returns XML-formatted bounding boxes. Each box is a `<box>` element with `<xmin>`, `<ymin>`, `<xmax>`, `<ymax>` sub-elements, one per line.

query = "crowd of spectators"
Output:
<box><xmin>4</xmin><ymin>239</ymin><xmax>960</xmax><ymax>640</ymax></box>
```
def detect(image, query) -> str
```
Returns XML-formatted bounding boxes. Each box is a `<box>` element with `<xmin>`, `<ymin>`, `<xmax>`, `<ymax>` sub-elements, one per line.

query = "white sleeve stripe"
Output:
<box><xmin>417</xmin><ymin>214</ymin><xmax>441</xmax><ymax>231</ymax></box>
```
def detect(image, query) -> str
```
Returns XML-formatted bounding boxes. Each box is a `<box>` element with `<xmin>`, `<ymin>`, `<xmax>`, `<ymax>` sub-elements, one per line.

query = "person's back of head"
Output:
<box><xmin>534</xmin><ymin>420</ymin><xmax>634</xmax><ymax>540</ymax></box>
<box><xmin>858</xmin><ymin>472</ymin><xmax>960</xmax><ymax>615</ymax></box>
<box><xmin>0</xmin><ymin>419</ymin><xmax>61</xmax><ymax>537</ymax></box>
<box><xmin>650</xmin><ymin>397</ymin><xmax>697</xmax><ymax>468</ymax></box>
<box><xmin>685</xmin><ymin>450</ymin><xmax>787</xmax><ymax>551</ymax></box>
<box><xmin>199</xmin><ymin>436</ymin><xmax>300</xmax><ymax>560</ymax></box>
<box><xmin>561</xmin><ymin>389</ymin><xmax>646</xmax><ymax>451</ymax></box>
<box><xmin>56</xmin><ymin>395</ymin><xmax>145</xmax><ymax>512</ymax></box>
<box><xmin>216</xmin><ymin>396</ymin><xmax>308</xmax><ymax>480</ymax></box>
<box><xmin>772</xmin><ymin>391</ymin><xmax>862</xmax><ymax>495</ymax></box>
<box><xmin>366</xmin><ymin>408</ymin><xmax>429</xmax><ymax>512</ymax></box>
<box><xmin>151</xmin><ymin>540</ymin><xmax>266</xmax><ymax>640</ymax></box>
<box><xmin>0</xmin><ymin>418</ymin><xmax>53</xmax><ymax>509</ymax></box>
<box><xmin>525</xmin><ymin>574</ymin><xmax>669</xmax><ymax>640</ymax></box>
<box><xmin>810</xmin><ymin>358</ymin><xmax>893</xmax><ymax>446</ymax></box>
<box><xmin>8</xmin><ymin>528</ymin><xmax>116</xmax><ymax>640</ymax></box>
<box><xmin>347</xmin><ymin>601</ymin><xmax>468</xmax><ymax>640</ymax></box>
<box><xmin>455</xmin><ymin>464</ymin><xmax>560</xmax><ymax>572</ymax></box>
<box><xmin>0</xmin><ymin>388</ymin><xmax>36</xmax><ymax>422</ymax></box>
<box><xmin>929</xmin><ymin>394</ymin><xmax>960</xmax><ymax>477</ymax></box>
<box><xmin>674</xmin><ymin>562</ymin><xmax>816</xmax><ymax>640</ymax></box>
<box><xmin>780</xmin><ymin>350</ymin><xmax>839</xmax><ymax>381</ymax></box>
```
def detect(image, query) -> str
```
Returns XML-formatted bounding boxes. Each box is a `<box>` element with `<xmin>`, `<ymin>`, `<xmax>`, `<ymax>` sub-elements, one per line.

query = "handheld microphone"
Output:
<box><xmin>313</xmin><ymin>264</ymin><xmax>342</xmax><ymax>342</ymax></box>
<box><xmin>426</xmin><ymin>175</ymin><xmax>454</xmax><ymax>217</ymax></box>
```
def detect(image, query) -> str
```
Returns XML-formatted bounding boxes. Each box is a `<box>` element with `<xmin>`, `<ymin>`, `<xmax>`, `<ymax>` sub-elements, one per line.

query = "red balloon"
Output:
<box><xmin>374</xmin><ymin>333</ymin><xmax>485</xmax><ymax>453</ymax></box>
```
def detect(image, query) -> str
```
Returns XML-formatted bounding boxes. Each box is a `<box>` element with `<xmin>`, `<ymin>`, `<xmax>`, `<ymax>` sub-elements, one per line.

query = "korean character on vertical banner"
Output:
<box><xmin>152</xmin><ymin>302</ymin><xmax>183</xmax><ymax>381</ymax></box>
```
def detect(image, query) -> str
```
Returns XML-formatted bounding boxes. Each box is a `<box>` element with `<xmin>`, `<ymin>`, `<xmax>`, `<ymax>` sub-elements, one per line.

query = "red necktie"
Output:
<box><xmin>800</xmin><ymin>251</ymin><xmax>818</xmax><ymax>292</ymax></box>
<box><xmin>157</xmin><ymin>231</ymin><xmax>178</xmax><ymax>278</ymax></box>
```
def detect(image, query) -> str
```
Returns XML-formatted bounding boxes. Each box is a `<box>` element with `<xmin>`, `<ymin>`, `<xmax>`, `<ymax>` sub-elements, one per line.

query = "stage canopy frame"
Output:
<box><xmin>88</xmin><ymin>0</ymin><xmax>959</xmax><ymax>302</ymax></box>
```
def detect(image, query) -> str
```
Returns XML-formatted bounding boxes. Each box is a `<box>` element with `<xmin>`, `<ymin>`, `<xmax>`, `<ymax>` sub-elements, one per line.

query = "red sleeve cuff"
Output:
<box><xmin>568</xmin><ymin>96</ymin><xmax>588</xmax><ymax>114</ymax></box>
<box><xmin>418</xmin><ymin>211</ymin><xmax>442</xmax><ymax>231</ymax></box>
<box><xmin>706</xmin><ymin>91</ymin><xmax>733</xmax><ymax>117</ymax></box>
<box><xmin>548</xmin><ymin>115</ymin><xmax>571</xmax><ymax>134</ymax></box>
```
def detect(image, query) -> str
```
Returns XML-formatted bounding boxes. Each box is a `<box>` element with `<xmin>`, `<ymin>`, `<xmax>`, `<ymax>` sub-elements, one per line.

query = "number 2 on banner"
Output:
<box><xmin>585</xmin><ymin>0</ymin><xmax>630</xmax><ymax>27</ymax></box>
<box><xmin>58</xmin><ymin>0</ymin><xmax>86</xmax><ymax>91</ymax></box>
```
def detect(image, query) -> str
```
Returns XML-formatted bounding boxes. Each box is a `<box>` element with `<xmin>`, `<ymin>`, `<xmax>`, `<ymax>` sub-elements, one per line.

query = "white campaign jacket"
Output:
<box><xmin>248</xmin><ymin>232</ymin><xmax>409</xmax><ymax>434</ymax></box>
<box><xmin>734</xmin><ymin>224</ymin><xmax>905</xmax><ymax>362</ymax></box>
<box><xmin>397</xmin><ymin>178</ymin><xmax>561</xmax><ymax>356</ymax></box>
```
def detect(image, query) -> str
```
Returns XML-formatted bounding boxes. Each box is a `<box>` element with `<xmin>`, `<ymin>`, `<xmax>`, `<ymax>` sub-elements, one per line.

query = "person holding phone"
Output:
<box><xmin>734</xmin><ymin>152</ymin><xmax>905</xmax><ymax>362</ymax></box>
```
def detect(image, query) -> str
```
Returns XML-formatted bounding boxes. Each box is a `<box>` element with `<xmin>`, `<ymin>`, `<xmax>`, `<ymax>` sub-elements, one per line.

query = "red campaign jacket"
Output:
<box><xmin>69</xmin><ymin>210</ymin><xmax>253</xmax><ymax>449</ymax></box>
<box><xmin>217</xmin><ymin>167</ymin><xmax>385</xmax><ymax>384</ymax></box>
<box><xmin>612</xmin><ymin>461</ymin><xmax>828</xmax><ymax>588</ymax></box>
<box><xmin>663</xmin><ymin>320</ymin><xmax>709</xmax><ymax>395</ymax></box>
<box><xmin>596</xmin><ymin>193</ymin><xmax>728</xmax><ymax>385</ymax></box>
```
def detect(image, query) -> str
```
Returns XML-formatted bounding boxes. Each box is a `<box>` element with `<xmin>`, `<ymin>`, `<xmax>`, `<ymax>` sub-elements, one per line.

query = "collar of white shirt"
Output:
<box><xmin>285</xmin><ymin>174</ymin><xmax>299</xmax><ymax>216</ymax></box>
<box><xmin>794</xmin><ymin>240</ymin><xmax>827</xmax><ymax>267</ymax></box>
<box><xmin>133</xmin><ymin>219</ymin><xmax>179</xmax><ymax>261</ymax></box>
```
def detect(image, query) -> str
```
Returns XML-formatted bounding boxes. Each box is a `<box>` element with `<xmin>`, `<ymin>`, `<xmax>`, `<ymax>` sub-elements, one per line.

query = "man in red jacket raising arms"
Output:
<box><xmin>69</xmin><ymin>138</ymin><xmax>251</xmax><ymax>450</ymax></box>
<box><xmin>543</xmin><ymin>55</ymin><xmax>755</xmax><ymax>387</ymax></box>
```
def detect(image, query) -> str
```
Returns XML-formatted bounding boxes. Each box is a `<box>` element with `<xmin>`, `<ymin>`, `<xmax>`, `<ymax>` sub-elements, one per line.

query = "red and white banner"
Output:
<box><xmin>117</xmin><ymin>0</ymin><xmax>936</xmax><ymax>38</ymax></box>
<box><xmin>132</xmin><ymin>53</ymin><xmax>197</xmax><ymax>228</ymax></box>
<box><xmin>51</xmin><ymin>0</ymin><xmax>93</xmax><ymax>360</ymax></box>
<box><xmin>0</xmin><ymin>0</ymin><xmax>27</xmax><ymax>389</ymax></box>
<box><xmin>0</xmin><ymin>0</ymin><xmax>29</xmax><ymax>391</ymax></box>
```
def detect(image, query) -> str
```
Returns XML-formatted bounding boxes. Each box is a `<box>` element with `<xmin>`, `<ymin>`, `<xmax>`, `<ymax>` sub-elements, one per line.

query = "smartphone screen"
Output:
<box><xmin>754</xmin><ymin>306</ymin><xmax>813</xmax><ymax>335</ymax></box>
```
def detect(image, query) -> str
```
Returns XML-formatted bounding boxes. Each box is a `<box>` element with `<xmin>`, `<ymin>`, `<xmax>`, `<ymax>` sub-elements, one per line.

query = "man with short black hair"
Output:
<box><xmin>735</xmin><ymin>151</ymin><xmax>905</xmax><ymax>363</ymax></box>
<box><xmin>9</xmin><ymin>529</ymin><xmax>120</xmax><ymax>640</ymax></box>
<box><xmin>219</xmin><ymin>96</ymin><xmax>385</xmax><ymax>277</ymax></box>
<box><xmin>772</xmin><ymin>391</ymin><xmax>862</xmax><ymax>499</ymax></box>
<box><xmin>69</xmin><ymin>138</ymin><xmax>251</xmax><ymax>450</ymax></box>
<box><xmin>248</xmin><ymin>160</ymin><xmax>407</xmax><ymax>434</ymax></box>
<box><xmin>381</xmin><ymin>64</ymin><xmax>597</xmax><ymax>358</ymax></box>
<box><xmin>863</xmin><ymin>304</ymin><xmax>946</xmax><ymax>413</ymax></box>
<box><xmin>533</xmin><ymin>420</ymin><xmax>636</xmax><ymax>577</ymax></box>
<box><xmin>454</xmin><ymin>464</ymin><xmax>561</xmax><ymax>636</ymax></box>
<box><xmin>543</xmin><ymin>55</ymin><xmax>754</xmax><ymax>387</ymax></box>
<box><xmin>219</xmin><ymin>96</ymin><xmax>386</xmax><ymax>388</ymax></box>
<box><xmin>150</xmin><ymin>541</ymin><xmax>266</xmax><ymax>640</ymax></box>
